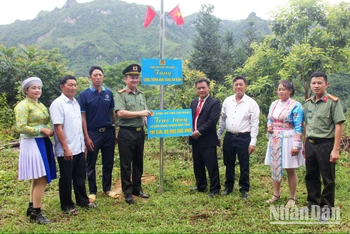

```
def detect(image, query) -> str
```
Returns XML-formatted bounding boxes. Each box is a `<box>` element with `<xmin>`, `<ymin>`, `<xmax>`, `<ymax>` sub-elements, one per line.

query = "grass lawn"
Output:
<box><xmin>0</xmin><ymin>137</ymin><xmax>349</xmax><ymax>232</ymax></box>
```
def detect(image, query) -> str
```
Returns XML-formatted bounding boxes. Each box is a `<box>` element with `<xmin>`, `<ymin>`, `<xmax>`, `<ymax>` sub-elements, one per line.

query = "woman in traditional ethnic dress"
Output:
<box><xmin>264</xmin><ymin>80</ymin><xmax>304</xmax><ymax>208</ymax></box>
<box><xmin>14</xmin><ymin>77</ymin><xmax>57</xmax><ymax>224</ymax></box>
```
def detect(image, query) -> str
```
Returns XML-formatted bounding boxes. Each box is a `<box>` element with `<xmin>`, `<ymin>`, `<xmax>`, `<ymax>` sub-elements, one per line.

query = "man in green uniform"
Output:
<box><xmin>114</xmin><ymin>64</ymin><xmax>151</xmax><ymax>204</ymax></box>
<box><xmin>303</xmin><ymin>71</ymin><xmax>345</xmax><ymax>218</ymax></box>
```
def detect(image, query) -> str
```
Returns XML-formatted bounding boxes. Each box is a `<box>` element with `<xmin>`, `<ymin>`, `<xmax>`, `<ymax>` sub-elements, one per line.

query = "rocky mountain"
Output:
<box><xmin>0</xmin><ymin>0</ymin><xmax>271</xmax><ymax>76</ymax></box>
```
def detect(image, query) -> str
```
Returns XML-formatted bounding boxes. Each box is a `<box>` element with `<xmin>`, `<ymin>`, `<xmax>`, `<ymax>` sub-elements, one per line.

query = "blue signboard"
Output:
<box><xmin>141</xmin><ymin>58</ymin><xmax>183</xmax><ymax>85</ymax></box>
<box><xmin>147</xmin><ymin>109</ymin><xmax>192</xmax><ymax>138</ymax></box>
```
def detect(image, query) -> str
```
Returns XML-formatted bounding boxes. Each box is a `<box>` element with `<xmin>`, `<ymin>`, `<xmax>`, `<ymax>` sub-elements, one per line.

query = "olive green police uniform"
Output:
<box><xmin>304</xmin><ymin>92</ymin><xmax>345</xmax><ymax>208</ymax></box>
<box><xmin>115</xmin><ymin>84</ymin><xmax>148</xmax><ymax>197</ymax></box>
<box><xmin>115</xmin><ymin>87</ymin><xmax>148</xmax><ymax>128</ymax></box>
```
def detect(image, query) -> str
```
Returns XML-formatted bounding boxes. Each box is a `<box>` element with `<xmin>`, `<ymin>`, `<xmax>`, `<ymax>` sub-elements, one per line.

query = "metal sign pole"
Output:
<box><xmin>159</xmin><ymin>0</ymin><xmax>165</xmax><ymax>193</ymax></box>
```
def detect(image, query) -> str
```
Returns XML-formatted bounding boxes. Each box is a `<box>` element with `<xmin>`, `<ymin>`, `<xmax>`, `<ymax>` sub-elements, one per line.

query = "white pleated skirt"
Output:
<box><xmin>18</xmin><ymin>138</ymin><xmax>56</xmax><ymax>181</ymax></box>
<box><xmin>265</xmin><ymin>134</ymin><xmax>305</xmax><ymax>169</ymax></box>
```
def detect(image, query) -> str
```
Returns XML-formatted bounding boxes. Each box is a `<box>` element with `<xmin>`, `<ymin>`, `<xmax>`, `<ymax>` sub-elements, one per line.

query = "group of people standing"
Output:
<box><xmin>14</xmin><ymin>66</ymin><xmax>345</xmax><ymax>225</ymax></box>
<box><xmin>189</xmin><ymin>71</ymin><xmax>345</xmax><ymax>219</ymax></box>
<box><xmin>15</xmin><ymin>64</ymin><xmax>150</xmax><ymax>224</ymax></box>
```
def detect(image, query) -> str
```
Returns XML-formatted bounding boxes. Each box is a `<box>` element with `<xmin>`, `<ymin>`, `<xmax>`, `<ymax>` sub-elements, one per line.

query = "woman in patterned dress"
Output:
<box><xmin>264</xmin><ymin>80</ymin><xmax>304</xmax><ymax>208</ymax></box>
<box><xmin>14</xmin><ymin>77</ymin><xmax>56</xmax><ymax>224</ymax></box>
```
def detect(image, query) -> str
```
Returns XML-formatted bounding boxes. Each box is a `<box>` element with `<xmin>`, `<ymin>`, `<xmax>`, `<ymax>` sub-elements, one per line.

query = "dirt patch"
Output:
<box><xmin>190</xmin><ymin>213</ymin><xmax>209</xmax><ymax>221</ymax></box>
<box><xmin>180</xmin><ymin>180</ymin><xmax>193</xmax><ymax>186</ymax></box>
<box><xmin>141</xmin><ymin>174</ymin><xmax>157</xmax><ymax>183</ymax></box>
<box><xmin>111</xmin><ymin>174</ymin><xmax>156</xmax><ymax>197</ymax></box>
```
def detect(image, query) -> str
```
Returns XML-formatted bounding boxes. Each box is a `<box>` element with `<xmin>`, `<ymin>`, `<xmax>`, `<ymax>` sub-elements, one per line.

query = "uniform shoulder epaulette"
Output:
<box><xmin>139</xmin><ymin>90</ymin><xmax>144</xmax><ymax>94</ymax></box>
<box><xmin>304</xmin><ymin>97</ymin><xmax>312</xmax><ymax>103</ymax></box>
<box><xmin>328</xmin><ymin>94</ymin><xmax>339</xmax><ymax>102</ymax></box>
<box><xmin>117</xmin><ymin>89</ymin><xmax>126</xmax><ymax>94</ymax></box>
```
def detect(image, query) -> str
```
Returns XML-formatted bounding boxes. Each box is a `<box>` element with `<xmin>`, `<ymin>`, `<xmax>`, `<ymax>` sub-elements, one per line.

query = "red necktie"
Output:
<box><xmin>194</xmin><ymin>99</ymin><xmax>204</xmax><ymax>131</ymax></box>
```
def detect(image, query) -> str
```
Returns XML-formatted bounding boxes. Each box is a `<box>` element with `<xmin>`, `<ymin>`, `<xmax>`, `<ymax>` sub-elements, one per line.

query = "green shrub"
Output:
<box><xmin>0</xmin><ymin>93</ymin><xmax>16</xmax><ymax>142</ymax></box>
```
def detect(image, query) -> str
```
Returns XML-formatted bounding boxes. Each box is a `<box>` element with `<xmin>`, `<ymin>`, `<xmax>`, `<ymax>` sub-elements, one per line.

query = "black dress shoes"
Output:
<box><xmin>241</xmin><ymin>191</ymin><xmax>249</xmax><ymax>199</ymax></box>
<box><xmin>189</xmin><ymin>187</ymin><xmax>206</xmax><ymax>192</ymax></box>
<box><xmin>125</xmin><ymin>193</ymin><xmax>135</xmax><ymax>204</ymax></box>
<box><xmin>208</xmin><ymin>192</ymin><xmax>219</xmax><ymax>198</ymax></box>
<box><xmin>132</xmin><ymin>191</ymin><xmax>149</xmax><ymax>199</ymax></box>
<box><xmin>221</xmin><ymin>188</ymin><xmax>233</xmax><ymax>195</ymax></box>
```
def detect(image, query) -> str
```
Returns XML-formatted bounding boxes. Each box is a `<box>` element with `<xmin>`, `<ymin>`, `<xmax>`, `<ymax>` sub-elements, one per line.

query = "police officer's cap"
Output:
<box><xmin>123</xmin><ymin>64</ymin><xmax>141</xmax><ymax>75</ymax></box>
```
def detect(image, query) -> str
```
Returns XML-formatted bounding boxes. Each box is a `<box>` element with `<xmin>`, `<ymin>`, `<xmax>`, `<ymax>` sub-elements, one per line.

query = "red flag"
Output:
<box><xmin>169</xmin><ymin>5</ymin><xmax>184</xmax><ymax>26</ymax></box>
<box><xmin>144</xmin><ymin>6</ymin><xmax>156</xmax><ymax>28</ymax></box>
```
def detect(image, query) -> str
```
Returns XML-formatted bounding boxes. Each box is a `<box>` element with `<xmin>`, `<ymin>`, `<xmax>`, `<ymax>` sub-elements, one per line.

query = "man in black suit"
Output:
<box><xmin>190</xmin><ymin>78</ymin><xmax>221</xmax><ymax>198</ymax></box>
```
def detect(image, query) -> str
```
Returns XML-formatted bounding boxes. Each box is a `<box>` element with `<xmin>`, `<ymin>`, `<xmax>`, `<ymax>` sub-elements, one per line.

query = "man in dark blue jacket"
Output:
<box><xmin>190</xmin><ymin>78</ymin><xmax>221</xmax><ymax>198</ymax></box>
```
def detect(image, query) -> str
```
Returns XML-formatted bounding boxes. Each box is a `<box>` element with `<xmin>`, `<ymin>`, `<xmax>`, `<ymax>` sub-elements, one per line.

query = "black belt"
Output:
<box><xmin>308</xmin><ymin>137</ymin><xmax>334</xmax><ymax>144</ymax></box>
<box><xmin>227</xmin><ymin>132</ymin><xmax>250</xmax><ymax>136</ymax></box>
<box><xmin>91</xmin><ymin>125</ymin><xmax>114</xmax><ymax>133</ymax></box>
<box><xmin>120</xmin><ymin>126</ymin><xmax>143</xmax><ymax>132</ymax></box>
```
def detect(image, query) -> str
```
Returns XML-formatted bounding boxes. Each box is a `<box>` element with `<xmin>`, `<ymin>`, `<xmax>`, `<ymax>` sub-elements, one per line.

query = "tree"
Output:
<box><xmin>76</xmin><ymin>77</ymin><xmax>90</xmax><ymax>94</ymax></box>
<box><xmin>279</xmin><ymin>43</ymin><xmax>333</xmax><ymax>98</ymax></box>
<box><xmin>221</xmin><ymin>31</ymin><xmax>235</xmax><ymax>76</ymax></box>
<box><xmin>17</xmin><ymin>45</ymin><xmax>67</xmax><ymax>106</ymax></box>
<box><xmin>0</xmin><ymin>93</ymin><xmax>16</xmax><ymax>141</ymax></box>
<box><xmin>235</xmin><ymin>36</ymin><xmax>284</xmax><ymax>114</ymax></box>
<box><xmin>189</xmin><ymin>4</ymin><xmax>227</xmax><ymax>83</ymax></box>
<box><xmin>164</xmin><ymin>60</ymin><xmax>210</xmax><ymax>110</ymax></box>
<box><xmin>238</xmin><ymin>0</ymin><xmax>350</xmax><ymax>107</ymax></box>
<box><xmin>271</xmin><ymin>0</ymin><xmax>350</xmax><ymax>98</ymax></box>
<box><xmin>228</xmin><ymin>15</ymin><xmax>265</xmax><ymax>70</ymax></box>
<box><xmin>328</xmin><ymin>73</ymin><xmax>350</xmax><ymax>109</ymax></box>
<box><xmin>271</xmin><ymin>0</ymin><xmax>327</xmax><ymax>47</ymax></box>
<box><xmin>242</xmin><ymin>21</ymin><xmax>259</xmax><ymax>57</ymax></box>
<box><xmin>0</xmin><ymin>45</ymin><xmax>22</xmax><ymax>106</ymax></box>
<box><xmin>103</xmin><ymin>60</ymin><xmax>136</xmax><ymax>92</ymax></box>
<box><xmin>0</xmin><ymin>44</ymin><xmax>67</xmax><ymax>107</ymax></box>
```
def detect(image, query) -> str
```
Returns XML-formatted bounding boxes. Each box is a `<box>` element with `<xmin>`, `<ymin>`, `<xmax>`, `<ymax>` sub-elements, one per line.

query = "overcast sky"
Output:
<box><xmin>0</xmin><ymin>0</ymin><xmax>346</xmax><ymax>25</ymax></box>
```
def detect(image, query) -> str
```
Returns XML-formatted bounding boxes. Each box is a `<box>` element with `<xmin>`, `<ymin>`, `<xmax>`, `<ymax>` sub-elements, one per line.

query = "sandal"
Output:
<box><xmin>88</xmin><ymin>194</ymin><xmax>96</xmax><ymax>203</ymax></box>
<box><xmin>105</xmin><ymin>191</ymin><xmax>119</xmax><ymax>199</ymax></box>
<box><xmin>266</xmin><ymin>194</ymin><xmax>281</xmax><ymax>203</ymax></box>
<box><xmin>64</xmin><ymin>208</ymin><xmax>80</xmax><ymax>216</ymax></box>
<box><xmin>285</xmin><ymin>198</ymin><xmax>296</xmax><ymax>208</ymax></box>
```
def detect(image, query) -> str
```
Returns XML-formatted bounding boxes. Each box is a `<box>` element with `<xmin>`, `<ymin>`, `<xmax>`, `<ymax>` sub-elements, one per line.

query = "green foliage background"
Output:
<box><xmin>0</xmin><ymin>0</ymin><xmax>350</xmax><ymax>231</ymax></box>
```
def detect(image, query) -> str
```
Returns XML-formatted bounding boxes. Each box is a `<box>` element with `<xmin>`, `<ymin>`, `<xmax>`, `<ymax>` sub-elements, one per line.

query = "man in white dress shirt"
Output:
<box><xmin>217</xmin><ymin>75</ymin><xmax>260</xmax><ymax>199</ymax></box>
<box><xmin>50</xmin><ymin>75</ymin><xmax>96</xmax><ymax>215</ymax></box>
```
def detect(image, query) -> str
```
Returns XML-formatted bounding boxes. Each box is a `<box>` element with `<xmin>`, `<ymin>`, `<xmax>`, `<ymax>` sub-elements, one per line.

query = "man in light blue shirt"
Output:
<box><xmin>50</xmin><ymin>75</ymin><xmax>96</xmax><ymax>215</ymax></box>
